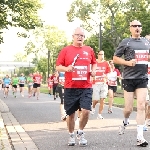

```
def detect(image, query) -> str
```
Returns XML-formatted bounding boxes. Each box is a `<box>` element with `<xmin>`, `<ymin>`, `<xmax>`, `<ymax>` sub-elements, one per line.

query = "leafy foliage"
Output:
<box><xmin>0</xmin><ymin>0</ymin><xmax>43</xmax><ymax>43</ymax></box>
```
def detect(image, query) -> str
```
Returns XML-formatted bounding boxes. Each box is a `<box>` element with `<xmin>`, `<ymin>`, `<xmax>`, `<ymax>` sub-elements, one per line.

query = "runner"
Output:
<box><xmin>33</xmin><ymin>71</ymin><xmax>42</xmax><ymax>100</ymax></box>
<box><xmin>18</xmin><ymin>73</ymin><xmax>26</xmax><ymax>97</ymax></box>
<box><xmin>27</xmin><ymin>73</ymin><xmax>33</xmax><ymax>98</ymax></box>
<box><xmin>56</xmin><ymin>27</ymin><xmax>97</xmax><ymax>146</ymax></box>
<box><xmin>11</xmin><ymin>74</ymin><xmax>19</xmax><ymax>98</ymax></box>
<box><xmin>3</xmin><ymin>75</ymin><xmax>11</xmax><ymax>98</ymax></box>
<box><xmin>107</xmin><ymin>60</ymin><xmax>122</xmax><ymax>113</ymax></box>
<box><xmin>51</xmin><ymin>71</ymin><xmax>59</xmax><ymax>100</ymax></box>
<box><xmin>91</xmin><ymin>50</ymin><xmax>110</xmax><ymax>119</ymax></box>
<box><xmin>57</xmin><ymin>72</ymin><xmax>67</xmax><ymax>120</ymax></box>
<box><xmin>47</xmin><ymin>74</ymin><xmax>53</xmax><ymax>96</ymax></box>
<box><xmin>113</xmin><ymin>20</ymin><xmax>150</xmax><ymax>147</ymax></box>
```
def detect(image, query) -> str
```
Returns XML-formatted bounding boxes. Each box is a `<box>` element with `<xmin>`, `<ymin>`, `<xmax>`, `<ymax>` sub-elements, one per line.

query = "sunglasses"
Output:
<box><xmin>74</xmin><ymin>34</ymin><xmax>85</xmax><ymax>38</ymax></box>
<box><xmin>130</xmin><ymin>25</ymin><xmax>142</xmax><ymax>28</ymax></box>
<box><xmin>98</xmin><ymin>54</ymin><xmax>104</xmax><ymax>55</ymax></box>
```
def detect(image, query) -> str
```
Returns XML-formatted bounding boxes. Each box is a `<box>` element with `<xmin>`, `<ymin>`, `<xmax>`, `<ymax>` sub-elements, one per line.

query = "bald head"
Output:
<box><xmin>130</xmin><ymin>20</ymin><xmax>141</xmax><ymax>26</ymax></box>
<box><xmin>72</xmin><ymin>27</ymin><xmax>85</xmax><ymax>47</ymax></box>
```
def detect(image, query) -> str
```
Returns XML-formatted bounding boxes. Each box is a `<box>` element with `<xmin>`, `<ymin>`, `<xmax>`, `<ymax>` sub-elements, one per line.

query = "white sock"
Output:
<box><xmin>78</xmin><ymin>129</ymin><xmax>83</xmax><ymax>134</ymax></box>
<box><xmin>69</xmin><ymin>132</ymin><xmax>74</xmax><ymax>135</ymax></box>
<box><xmin>123</xmin><ymin>118</ymin><xmax>129</xmax><ymax>125</ymax></box>
<box><xmin>137</xmin><ymin>125</ymin><xmax>144</xmax><ymax>139</ymax></box>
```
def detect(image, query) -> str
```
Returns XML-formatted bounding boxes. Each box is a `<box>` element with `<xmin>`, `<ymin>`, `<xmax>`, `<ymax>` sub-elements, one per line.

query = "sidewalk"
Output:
<box><xmin>0</xmin><ymin>99</ymin><xmax>38</xmax><ymax>150</ymax></box>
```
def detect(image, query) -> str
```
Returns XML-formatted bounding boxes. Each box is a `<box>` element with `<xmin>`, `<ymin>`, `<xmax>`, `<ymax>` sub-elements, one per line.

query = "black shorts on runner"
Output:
<box><xmin>108</xmin><ymin>86</ymin><xmax>117</xmax><ymax>93</ymax></box>
<box><xmin>123</xmin><ymin>79</ymin><xmax>148</xmax><ymax>92</ymax></box>
<box><xmin>19</xmin><ymin>84</ymin><xmax>24</xmax><ymax>87</ymax></box>
<box><xmin>33</xmin><ymin>83</ymin><xmax>40</xmax><ymax>88</ymax></box>
<box><xmin>64</xmin><ymin>88</ymin><xmax>93</xmax><ymax>116</ymax></box>
<box><xmin>12</xmin><ymin>85</ymin><xmax>17</xmax><ymax>88</ymax></box>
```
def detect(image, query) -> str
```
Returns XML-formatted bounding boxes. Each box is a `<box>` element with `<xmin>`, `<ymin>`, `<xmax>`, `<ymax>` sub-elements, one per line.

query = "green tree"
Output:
<box><xmin>0</xmin><ymin>0</ymin><xmax>43</xmax><ymax>43</ymax></box>
<box><xmin>24</xmin><ymin>25</ymin><xmax>68</xmax><ymax>73</ymax></box>
<box><xmin>67</xmin><ymin>0</ymin><xmax>150</xmax><ymax>51</ymax></box>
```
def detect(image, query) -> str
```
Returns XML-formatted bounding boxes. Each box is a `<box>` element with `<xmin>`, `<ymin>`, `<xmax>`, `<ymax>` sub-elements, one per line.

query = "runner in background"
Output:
<box><xmin>12</xmin><ymin>74</ymin><xmax>19</xmax><ymax>98</ymax></box>
<box><xmin>27</xmin><ymin>73</ymin><xmax>33</xmax><ymax>98</ymax></box>
<box><xmin>51</xmin><ymin>71</ymin><xmax>59</xmax><ymax>100</ymax></box>
<box><xmin>3</xmin><ymin>75</ymin><xmax>11</xmax><ymax>98</ymax></box>
<box><xmin>107</xmin><ymin>60</ymin><xmax>122</xmax><ymax>113</ymax></box>
<box><xmin>57</xmin><ymin>72</ymin><xmax>67</xmax><ymax>120</ymax></box>
<box><xmin>47</xmin><ymin>74</ymin><xmax>53</xmax><ymax>96</ymax></box>
<box><xmin>91</xmin><ymin>50</ymin><xmax>110</xmax><ymax>119</ymax></box>
<box><xmin>18</xmin><ymin>73</ymin><xmax>26</xmax><ymax>97</ymax></box>
<box><xmin>33</xmin><ymin>71</ymin><xmax>42</xmax><ymax>100</ymax></box>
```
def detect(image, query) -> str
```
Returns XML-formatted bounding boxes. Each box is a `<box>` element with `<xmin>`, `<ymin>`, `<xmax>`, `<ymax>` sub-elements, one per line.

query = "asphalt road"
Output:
<box><xmin>0</xmin><ymin>89</ymin><xmax>150</xmax><ymax>150</ymax></box>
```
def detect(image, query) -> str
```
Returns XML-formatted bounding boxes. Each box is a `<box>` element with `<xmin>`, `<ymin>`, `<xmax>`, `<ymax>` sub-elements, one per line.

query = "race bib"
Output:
<box><xmin>95</xmin><ymin>76</ymin><xmax>104</xmax><ymax>82</ymax></box>
<box><xmin>108</xmin><ymin>80</ymin><xmax>117</xmax><ymax>86</ymax></box>
<box><xmin>72</xmin><ymin>66</ymin><xmax>88</xmax><ymax>80</ymax></box>
<box><xmin>135</xmin><ymin>50</ymin><xmax>149</xmax><ymax>64</ymax></box>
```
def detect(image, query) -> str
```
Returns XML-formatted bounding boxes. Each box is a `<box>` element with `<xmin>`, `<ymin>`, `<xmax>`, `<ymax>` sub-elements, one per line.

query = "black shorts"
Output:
<box><xmin>12</xmin><ymin>85</ymin><xmax>17</xmax><ymax>88</ymax></box>
<box><xmin>19</xmin><ymin>84</ymin><xmax>24</xmax><ymax>87</ymax></box>
<box><xmin>33</xmin><ymin>83</ymin><xmax>40</xmax><ymax>88</ymax></box>
<box><xmin>64</xmin><ymin>88</ymin><xmax>93</xmax><ymax>116</ymax></box>
<box><xmin>108</xmin><ymin>86</ymin><xmax>117</xmax><ymax>93</ymax></box>
<box><xmin>123</xmin><ymin>79</ymin><xmax>148</xmax><ymax>92</ymax></box>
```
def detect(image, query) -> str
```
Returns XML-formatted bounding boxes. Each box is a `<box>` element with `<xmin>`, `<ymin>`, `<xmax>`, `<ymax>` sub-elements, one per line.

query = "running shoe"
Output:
<box><xmin>68</xmin><ymin>134</ymin><xmax>75</xmax><ymax>146</ymax></box>
<box><xmin>137</xmin><ymin>138</ymin><xmax>148</xmax><ymax>147</ymax></box>
<box><xmin>143</xmin><ymin>125</ymin><xmax>148</xmax><ymax>131</ymax></box>
<box><xmin>108</xmin><ymin>108</ymin><xmax>113</xmax><ymax>113</ymax></box>
<box><xmin>97</xmin><ymin>114</ymin><xmax>104</xmax><ymax>119</ymax></box>
<box><xmin>76</xmin><ymin>131</ymin><xmax>87</xmax><ymax>146</ymax></box>
<box><xmin>90</xmin><ymin>108</ymin><xmax>95</xmax><ymax>115</ymax></box>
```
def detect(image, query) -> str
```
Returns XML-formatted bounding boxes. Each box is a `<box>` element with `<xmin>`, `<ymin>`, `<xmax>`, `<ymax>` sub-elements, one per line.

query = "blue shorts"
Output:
<box><xmin>64</xmin><ymin>88</ymin><xmax>93</xmax><ymax>116</ymax></box>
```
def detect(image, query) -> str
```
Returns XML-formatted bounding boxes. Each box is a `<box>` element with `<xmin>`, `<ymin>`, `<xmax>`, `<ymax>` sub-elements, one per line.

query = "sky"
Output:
<box><xmin>0</xmin><ymin>0</ymin><xmax>81</xmax><ymax>63</ymax></box>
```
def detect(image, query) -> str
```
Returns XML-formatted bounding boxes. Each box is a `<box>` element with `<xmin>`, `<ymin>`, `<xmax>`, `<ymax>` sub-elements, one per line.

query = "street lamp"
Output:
<box><xmin>99</xmin><ymin>22</ymin><xmax>102</xmax><ymax>50</ymax></box>
<box><xmin>48</xmin><ymin>50</ymin><xmax>50</xmax><ymax>78</ymax></box>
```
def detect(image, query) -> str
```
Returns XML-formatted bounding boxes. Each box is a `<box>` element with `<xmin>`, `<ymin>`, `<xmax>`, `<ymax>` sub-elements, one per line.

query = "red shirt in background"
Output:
<box><xmin>94</xmin><ymin>60</ymin><xmax>111</xmax><ymax>84</ymax></box>
<box><xmin>56</xmin><ymin>45</ymin><xmax>96</xmax><ymax>88</ymax></box>
<box><xmin>33</xmin><ymin>74</ymin><xmax>42</xmax><ymax>84</ymax></box>
<box><xmin>51</xmin><ymin>75</ymin><xmax>59</xmax><ymax>87</ymax></box>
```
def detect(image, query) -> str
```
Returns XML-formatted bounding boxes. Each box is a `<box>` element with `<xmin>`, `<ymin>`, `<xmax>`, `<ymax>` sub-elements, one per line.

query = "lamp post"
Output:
<box><xmin>48</xmin><ymin>50</ymin><xmax>50</xmax><ymax>78</ymax></box>
<box><xmin>99</xmin><ymin>22</ymin><xmax>102</xmax><ymax>50</ymax></box>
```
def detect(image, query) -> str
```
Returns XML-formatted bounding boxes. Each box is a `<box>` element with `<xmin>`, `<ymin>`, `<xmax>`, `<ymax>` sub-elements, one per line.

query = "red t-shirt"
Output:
<box><xmin>33</xmin><ymin>74</ymin><xmax>42</xmax><ymax>84</ymax></box>
<box><xmin>94</xmin><ymin>60</ymin><xmax>111</xmax><ymax>84</ymax></box>
<box><xmin>48</xmin><ymin>77</ymin><xmax>53</xmax><ymax>86</ymax></box>
<box><xmin>56</xmin><ymin>45</ymin><xmax>96</xmax><ymax>88</ymax></box>
<box><xmin>51</xmin><ymin>75</ymin><xmax>59</xmax><ymax>86</ymax></box>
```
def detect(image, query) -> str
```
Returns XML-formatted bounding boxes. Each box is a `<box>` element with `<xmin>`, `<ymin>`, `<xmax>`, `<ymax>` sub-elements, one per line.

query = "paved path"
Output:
<box><xmin>0</xmin><ymin>89</ymin><xmax>150</xmax><ymax>150</ymax></box>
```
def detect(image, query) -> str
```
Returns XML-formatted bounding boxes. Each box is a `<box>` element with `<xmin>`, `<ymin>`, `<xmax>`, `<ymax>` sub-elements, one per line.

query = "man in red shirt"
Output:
<box><xmin>33</xmin><ymin>71</ymin><xmax>42</xmax><ymax>100</ymax></box>
<box><xmin>56</xmin><ymin>27</ymin><xmax>97</xmax><ymax>147</ymax></box>
<box><xmin>91</xmin><ymin>50</ymin><xmax>111</xmax><ymax>119</ymax></box>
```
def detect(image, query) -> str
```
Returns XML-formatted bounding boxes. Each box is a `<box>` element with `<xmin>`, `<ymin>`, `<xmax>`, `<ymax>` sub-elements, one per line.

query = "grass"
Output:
<box><xmin>105</xmin><ymin>97</ymin><xmax>137</xmax><ymax>107</ymax></box>
<box><xmin>40</xmin><ymin>86</ymin><xmax>49</xmax><ymax>94</ymax></box>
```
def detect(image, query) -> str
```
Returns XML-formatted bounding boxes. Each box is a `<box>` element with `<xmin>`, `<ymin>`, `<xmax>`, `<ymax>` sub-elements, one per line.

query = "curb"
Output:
<box><xmin>0</xmin><ymin>99</ymin><xmax>38</xmax><ymax>150</ymax></box>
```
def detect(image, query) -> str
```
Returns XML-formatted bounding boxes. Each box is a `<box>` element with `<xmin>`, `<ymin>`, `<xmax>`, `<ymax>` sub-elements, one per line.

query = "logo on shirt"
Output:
<box><xmin>83</xmin><ymin>51</ymin><xmax>88</xmax><ymax>56</ymax></box>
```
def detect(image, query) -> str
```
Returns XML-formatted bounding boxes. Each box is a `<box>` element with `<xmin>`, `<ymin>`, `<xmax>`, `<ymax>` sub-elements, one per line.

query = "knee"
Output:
<box><xmin>137</xmin><ymin>102</ymin><xmax>146</xmax><ymax>111</ymax></box>
<box><xmin>82</xmin><ymin>109</ymin><xmax>90</xmax><ymax>117</ymax></box>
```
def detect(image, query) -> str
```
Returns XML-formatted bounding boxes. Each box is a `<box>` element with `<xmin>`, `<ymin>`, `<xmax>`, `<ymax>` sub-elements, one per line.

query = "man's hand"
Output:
<box><xmin>91</xmin><ymin>71</ymin><xmax>96</xmax><ymax>77</ymax></box>
<box><xmin>127</xmin><ymin>59</ymin><xmax>137</xmax><ymax>66</ymax></box>
<box><xmin>66</xmin><ymin>65</ymin><xmax>74</xmax><ymax>72</ymax></box>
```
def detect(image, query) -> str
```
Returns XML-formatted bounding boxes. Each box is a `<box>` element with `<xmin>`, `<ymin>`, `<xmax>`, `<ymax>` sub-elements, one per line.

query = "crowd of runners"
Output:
<box><xmin>0</xmin><ymin>71</ymin><xmax>43</xmax><ymax>100</ymax></box>
<box><xmin>55</xmin><ymin>20</ymin><xmax>150</xmax><ymax>147</ymax></box>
